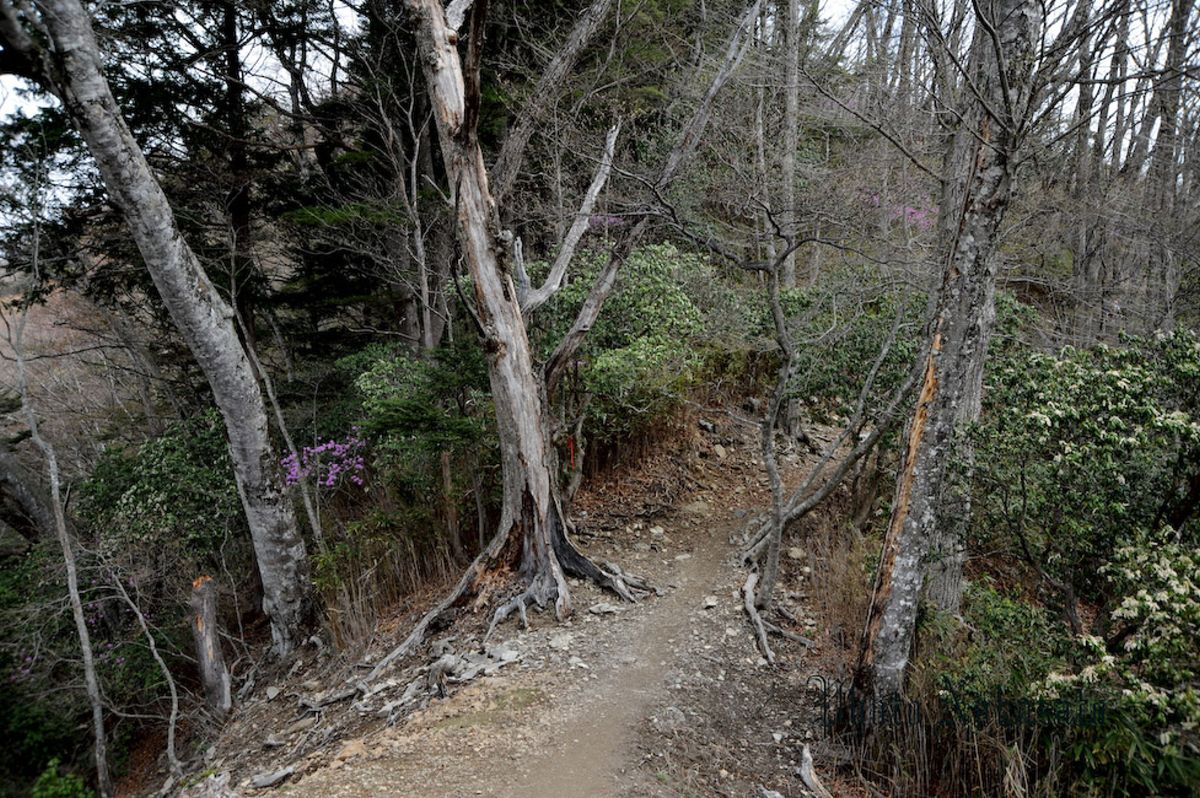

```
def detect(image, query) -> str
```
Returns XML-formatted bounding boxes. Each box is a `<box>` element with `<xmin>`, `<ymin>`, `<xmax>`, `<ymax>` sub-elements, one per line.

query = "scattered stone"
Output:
<box><xmin>713</xmin><ymin>443</ymin><xmax>727</xmax><ymax>459</ymax></box>
<box><xmin>787</xmin><ymin>547</ymin><xmax>805</xmax><ymax>561</ymax></box>
<box><xmin>262</xmin><ymin>735</ymin><xmax>284</xmax><ymax>749</ymax></box>
<box><xmin>725</xmin><ymin>627</ymin><xmax>738</xmax><ymax>637</ymax></box>
<box><xmin>698</xmin><ymin>419</ymin><xmax>716</xmax><ymax>433</ymax></box>
<box><xmin>633</xmin><ymin>541</ymin><xmax>651</xmax><ymax>552</ymax></box>
<box><xmin>653</xmin><ymin>705</ymin><xmax>686</xmax><ymax>733</ymax></box>
<box><xmin>618</xmin><ymin>654</ymin><xmax>637</xmax><ymax>665</ymax></box>
<box><xmin>588</xmin><ymin>602</ymin><xmax>620</xmax><ymax>615</ymax></box>
<box><xmin>248</xmin><ymin>767</ymin><xmax>293</xmax><ymax>789</ymax></box>
<box><xmin>548</xmin><ymin>633</ymin><xmax>573</xmax><ymax>651</ymax></box>
<box><xmin>703</xmin><ymin>595</ymin><xmax>718</xmax><ymax>609</ymax></box>
<box><xmin>649</xmin><ymin>525</ymin><xmax>665</xmax><ymax>541</ymax></box>
<box><xmin>179</xmin><ymin>772</ymin><xmax>237</xmax><ymax>798</ymax></box>
<box><xmin>265</xmin><ymin>686</ymin><xmax>281</xmax><ymax>701</ymax></box>
<box><xmin>487</xmin><ymin>642</ymin><xmax>520</xmax><ymax>663</ymax></box>
<box><xmin>674</xmin><ymin>553</ymin><xmax>692</xmax><ymax>561</ymax></box>
<box><xmin>300</xmin><ymin>679</ymin><xmax>321</xmax><ymax>692</ymax></box>
<box><xmin>682</xmin><ymin>500</ymin><xmax>710</xmax><ymax>515</ymax></box>
<box><xmin>733</xmin><ymin>508</ymin><xmax>748</xmax><ymax>518</ymax></box>
<box><xmin>773</xmin><ymin>732</ymin><xmax>784</xmax><ymax>743</ymax></box>
<box><xmin>567</xmin><ymin>656</ymin><xmax>588</xmax><ymax>669</ymax></box>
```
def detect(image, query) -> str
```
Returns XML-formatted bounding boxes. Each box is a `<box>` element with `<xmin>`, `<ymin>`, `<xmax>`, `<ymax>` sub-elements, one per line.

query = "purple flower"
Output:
<box><xmin>588</xmin><ymin>214</ymin><xmax>626</xmax><ymax>232</ymax></box>
<box><xmin>281</xmin><ymin>433</ymin><xmax>368</xmax><ymax>491</ymax></box>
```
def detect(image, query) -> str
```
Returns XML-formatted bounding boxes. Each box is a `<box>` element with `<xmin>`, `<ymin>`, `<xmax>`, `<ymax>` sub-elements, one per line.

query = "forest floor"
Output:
<box><xmin>172</xmin><ymin>410</ymin><xmax>867</xmax><ymax>798</ymax></box>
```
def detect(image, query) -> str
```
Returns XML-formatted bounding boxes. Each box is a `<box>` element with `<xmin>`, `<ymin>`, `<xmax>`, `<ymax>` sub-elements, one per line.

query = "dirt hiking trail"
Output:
<box><xmin>204</xmin><ymin>419</ymin><xmax>845</xmax><ymax>798</ymax></box>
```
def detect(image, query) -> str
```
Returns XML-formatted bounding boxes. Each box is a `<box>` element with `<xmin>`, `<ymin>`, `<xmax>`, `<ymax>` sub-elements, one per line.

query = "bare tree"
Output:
<box><xmin>5</xmin><ymin>258</ymin><xmax>113</xmax><ymax>798</ymax></box>
<box><xmin>855</xmin><ymin>0</ymin><xmax>1045</xmax><ymax>702</ymax></box>
<box><xmin>369</xmin><ymin>0</ymin><xmax>762</xmax><ymax>677</ymax></box>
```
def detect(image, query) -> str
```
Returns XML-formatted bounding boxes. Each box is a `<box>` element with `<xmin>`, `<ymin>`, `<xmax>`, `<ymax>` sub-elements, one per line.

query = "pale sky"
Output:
<box><xmin>2</xmin><ymin>0</ymin><xmax>855</xmax><ymax>128</ymax></box>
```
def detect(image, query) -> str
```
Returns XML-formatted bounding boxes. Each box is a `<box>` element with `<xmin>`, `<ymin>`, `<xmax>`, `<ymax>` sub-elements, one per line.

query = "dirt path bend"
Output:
<box><xmin>498</xmin><ymin>517</ymin><xmax>727</xmax><ymax>798</ymax></box>
<box><xmin>271</xmin><ymin>431</ymin><xmax>825</xmax><ymax>798</ymax></box>
<box><xmin>278</xmin><ymin>498</ymin><xmax>740</xmax><ymax>798</ymax></box>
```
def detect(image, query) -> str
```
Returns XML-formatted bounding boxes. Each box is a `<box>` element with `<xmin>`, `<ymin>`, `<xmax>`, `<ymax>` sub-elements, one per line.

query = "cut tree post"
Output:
<box><xmin>191</xmin><ymin>576</ymin><xmax>232</xmax><ymax>716</ymax></box>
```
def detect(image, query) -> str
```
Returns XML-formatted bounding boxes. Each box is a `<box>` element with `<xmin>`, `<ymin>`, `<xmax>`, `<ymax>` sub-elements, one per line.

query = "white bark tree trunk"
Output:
<box><xmin>367</xmin><ymin>1</ymin><xmax>759</xmax><ymax>677</ymax></box>
<box><xmin>10</xmin><ymin>0</ymin><xmax>309</xmax><ymax>653</ymax></box>
<box><xmin>9</xmin><ymin>307</ymin><xmax>113</xmax><ymax>797</ymax></box>
<box><xmin>405</xmin><ymin>0</ymin><xmax>576</xmax><ymax>618</ymax></box>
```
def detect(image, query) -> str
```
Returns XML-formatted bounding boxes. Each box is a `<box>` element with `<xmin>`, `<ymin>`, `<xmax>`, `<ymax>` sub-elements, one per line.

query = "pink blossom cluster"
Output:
<box><xmin>281</xmin><ymin>433</ymin><xmax>367</xmax><ymax>488</ymax></box>
<box><xmin>862</xmin><ymin>191</ymin><xmax>937</xmax><ymax>231</ymax></box>
<box><xmin>9</xmin><ymin>653</ymin><xmax>37</xmax><ymax>683</ymax></box>
<box><xmin>891</xmin><ymin>204</ymin><xmax>935</xmax><ymax>230</ymax></box>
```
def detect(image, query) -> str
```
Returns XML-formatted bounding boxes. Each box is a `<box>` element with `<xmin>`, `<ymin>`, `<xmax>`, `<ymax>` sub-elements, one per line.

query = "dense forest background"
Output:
<box><xmin>0</xmin><ymin>0</ymin><xmax>1198</xmax><ymax>795</ymax></box>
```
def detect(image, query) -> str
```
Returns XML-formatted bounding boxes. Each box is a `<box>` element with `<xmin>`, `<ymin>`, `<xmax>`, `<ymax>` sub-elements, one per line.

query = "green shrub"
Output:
<box><xmin>951</xmin><ymin>330</ymin><xmax>1200</xmax><ymax>795</ymax></box>
<box><xmin>972</xmin><ymin>332</ymin><xmax>1200</xmax><ymax>598</ymax></box>
<box><xmin>534</xmin><ymin>243</ymin><xmax>707</xmax><ymax>439</ymax></box>
<box><xmin>345</xmin><ymin>339</ymin><xmax>489</xmax><ymax>457</ymax></box>
<box><xmin>80</xmin><ymin>410</ymin><xmax>245</xmax><ymax>558</ymax></box>
<box><xmin>1040</xmin><ymin>533</ymin><xmax>1200</xmax><ymax>795</ymax></box>
<box><xmin>31</xmin><ymin>759</ymin><xmax>92</xmax><ymax>798</ymax></box>
<box><xmin>922</xmin><ymin>582</ymin><xmax>1072</xmax><ymax>703</ymax></box>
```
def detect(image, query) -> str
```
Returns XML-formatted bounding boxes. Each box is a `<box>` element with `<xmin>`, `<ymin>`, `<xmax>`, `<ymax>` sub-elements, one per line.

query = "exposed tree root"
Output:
<box><xmin>799</xmin><ymin>745</ymin><xmax>835</xmax><ymax>798</ymax></box>
<box><xmin>555</xmin><ymin>525</ymin><xmax>651</xmax><ymax>599</ymax></box>
<box><xmin>365</xmin><ymin>550</ymin><xmax>492</xmax><ymax>681</ymax></box>
<box><xmin>742</xmin><ymin>518</ymin><xmax>773</xmax><ymax>564</ymax></box>
<box><xmin>742</xmin><ymin>572</ymin><xmax>775</xmax><ymax>664</ymax></box>
<box><xmin>367</xmin><ymin>505</ymin><xmax>648</xmax><ymax>682</ymax></box>
<box><xmin>484</xmin><ymin>569</ymin><xmax>557</xmax><ymax>639</ymax></box>
<box><xmin>763</xmin><ymin>618</ymin><xmax>814</xmax><ymax>648</ymax></box>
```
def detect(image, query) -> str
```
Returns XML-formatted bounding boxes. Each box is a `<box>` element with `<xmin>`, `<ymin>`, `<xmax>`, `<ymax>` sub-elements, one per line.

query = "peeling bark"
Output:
<box><xmin>855</xmin><ymin>0</ymin><xmax>1044</xmax><ymax>702</ymax></box>
<box><xmin>369</xmin><ymin>0</ymin><xmax>757</xmax><ymax>677</ymax></box>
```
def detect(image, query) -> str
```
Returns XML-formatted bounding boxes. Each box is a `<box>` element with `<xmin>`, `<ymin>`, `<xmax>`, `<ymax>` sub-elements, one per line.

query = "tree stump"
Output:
<box><xmin>191</xmin><ymin>575</ymin><xmax>231</xmax><ymax>716</ymax></box>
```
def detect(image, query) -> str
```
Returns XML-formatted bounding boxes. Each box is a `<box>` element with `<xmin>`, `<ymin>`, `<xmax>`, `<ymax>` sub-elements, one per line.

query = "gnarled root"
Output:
<box><xmin>485</xmin><ymin>568</ymin><xmax>560</xmax><ymax>639</ymax></box>
<box><xmin>742</xmin><ymin>519</ymin><xmax>772</xmax><ymax>564</ymax></box>
<box><xmin>743</xmin><ymin>572</ymin><xmax>776</xmax><ymax>664</ymax></box>
<box><xmin>553</xmin><ymin>518</ymin><xmax>651</xmax><ymax>601</ymax></box>
<box><xmin>368</xmin><ymin>504</ymin><xmax>649</xmax><ymax>681</ymax></box>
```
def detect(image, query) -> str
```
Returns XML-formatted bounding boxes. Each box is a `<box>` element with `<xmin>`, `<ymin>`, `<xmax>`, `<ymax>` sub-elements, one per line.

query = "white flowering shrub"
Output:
<box><xmin>964</xmin><ymin>331</ymin><xmax>1200</xmax><ymax>794</ymax></box>
<box><xmin>1037</xmin><ymin>534</ymin><xmax>1200</xmax><ymax>793</ymax></box>
<box><xmin>972</xmin><ymin>332</ymin><xmax>1200</xmax><ymax>603</ymax></box>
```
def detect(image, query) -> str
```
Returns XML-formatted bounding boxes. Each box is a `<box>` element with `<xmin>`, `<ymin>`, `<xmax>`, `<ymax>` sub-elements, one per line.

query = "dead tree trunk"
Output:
<box><xmin>369</xmin><ymin>0</ymin><xmax>760</xmax><ymax>677</ymax></box>
<box><xmin>191</xmin><ymin>576</ymin><xmax>233</xmax><ymax>716</ymax></box>
<box><xmin>854</xmin><ymin>0</ymin><xmax>1044</xmax><ymax>703</ymax></box>
<box><xmin>1</xmin><ymin>0</ymin><xmax>309</xmax><ymax>654</ymax></box>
